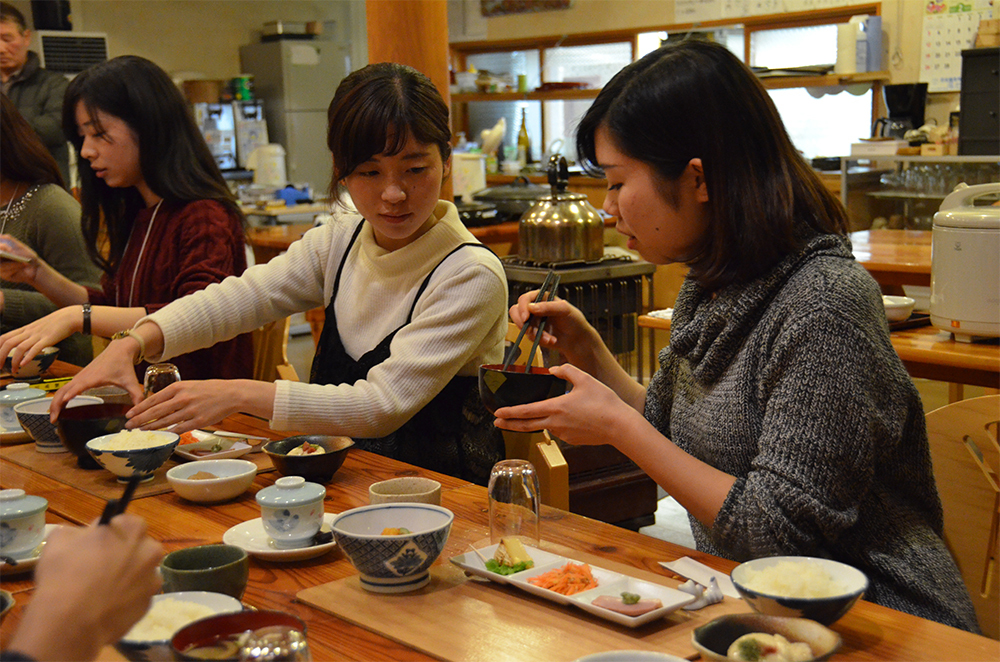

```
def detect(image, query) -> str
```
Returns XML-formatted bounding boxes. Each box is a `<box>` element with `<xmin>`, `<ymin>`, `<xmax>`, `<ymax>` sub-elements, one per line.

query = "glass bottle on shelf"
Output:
<box><xmin>517</xmin><ymin>108</ymin><xmax>532</xmax><ymax>165</ymax></box>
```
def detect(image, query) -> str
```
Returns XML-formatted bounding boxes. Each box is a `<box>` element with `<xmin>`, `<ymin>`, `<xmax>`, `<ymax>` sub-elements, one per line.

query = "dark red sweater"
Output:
<box><xmin>87</xmin><ymin>199</ymin><xmax>253</xmax><ymax>381</ymax></box>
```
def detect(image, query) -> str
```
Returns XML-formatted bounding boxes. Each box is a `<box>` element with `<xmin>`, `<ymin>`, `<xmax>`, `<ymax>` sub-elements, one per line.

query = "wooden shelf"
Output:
<box><xmin>758</xmin><ymin>70</ymin><xmax>890</xmax><ymax>90</ymax></box>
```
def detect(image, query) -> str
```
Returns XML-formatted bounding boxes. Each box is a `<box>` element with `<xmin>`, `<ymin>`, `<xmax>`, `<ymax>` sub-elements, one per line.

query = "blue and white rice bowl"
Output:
<box><xmin>86</xmin><ymin>430</ymin><xmax>180</xmax><ymax>483</ymax></box>
<box><xmin>14</xmin><ymin>395</ymin><xmax>103</xmax><ymax>453</ymax></box>
<box><xmin>331</xmin><ymin>503</ymin><xmax>453</xmax><ymax>593</ymax></box>
<box><xmin>730</xmin><ymin>556</ymin><xmax>868</xmax><ymax>625</ymax></box>
<box><xmin>116</xmin><ymin>591</ymin><xmax>243</xmax><ymax>662</ymax></box>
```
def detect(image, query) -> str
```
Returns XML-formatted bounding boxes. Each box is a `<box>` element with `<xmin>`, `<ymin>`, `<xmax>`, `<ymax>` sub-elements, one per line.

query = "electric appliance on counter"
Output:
<box><xmin>872</xmin><ymin>83</ymin><xmax>928</xmax><ymax>139</ymax></box>
<box><xmin>240</xmin><ymin>40</ymin><xmax>350</xmax><ymax>196</ymax></box>
<box><xmin>930</xmin><ymin>183</ymin><xmax>1000</xmax><ymax>342</ymax></box>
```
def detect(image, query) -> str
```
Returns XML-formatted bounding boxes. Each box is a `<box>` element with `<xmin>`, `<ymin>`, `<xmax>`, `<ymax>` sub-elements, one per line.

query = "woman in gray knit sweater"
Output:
<box><xmin>493</xmin><ymin>40</ymin><xmax>979</xmax><ymax>632</ymax></box>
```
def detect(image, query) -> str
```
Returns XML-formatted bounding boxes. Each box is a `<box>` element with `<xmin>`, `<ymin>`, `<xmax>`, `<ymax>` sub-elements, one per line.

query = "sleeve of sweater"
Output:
<box><xmin>709</xmin><ymin>306</ymin><xmax>925</xmax><ymax>559</ymax></box>
<box><xmin>272</xmin><ymin>251</ymin><xmax>508</xmax><ymax>437</ymax></box>
<box><xmin>2</xmin><ymin>187</ymin><xmax>100</xmax><ymax>327</ymax></box>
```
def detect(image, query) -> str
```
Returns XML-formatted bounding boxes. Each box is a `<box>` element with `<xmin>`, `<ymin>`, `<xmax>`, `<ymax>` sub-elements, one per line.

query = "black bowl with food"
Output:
<box><xmin>478</xmin><ymin>364</ymin><xmax>567</xmax><ymax>414</ymax></box>
<box><xmin>55</xmin><ymin>402</ymin><xmax>130</xmax><ymax>469</ymax></box>
<box><xmin>263</xmin><ymin>435</ymin><xmax>354</xmax><ymax>484</ymax></box>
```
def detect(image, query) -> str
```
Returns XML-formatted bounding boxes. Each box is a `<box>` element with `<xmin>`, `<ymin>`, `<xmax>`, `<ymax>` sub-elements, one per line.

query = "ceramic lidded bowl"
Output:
<box><xmin>331</xmin><ymin>503</ymin><xmax>454</xmax><ymax>593</ymax></box>
<box><xmin>166</xmin><ymin>459</ymin><xmax>257</xmax><ymax>503</ymax></box>
<box><xmin>691</xmin><ymin>613</ymin><xmax>841</xmax><ymax>662</ymax></box>
<box><xmin>2</xmin><ymin>346</ymin><xmax>59</xmax><ymax>380</ymax></box>
<box><xmin>730</xmin><ymin>556</ymin><xmax>868</xmax><ymax>625</ymax></box>
<box><xmin>0</xmin><ymin>383</ymin><xmax>46</xmax><ymax>433</ymax></box>
<box><xmin>478</xmin><ymin>364</ymin><xmax>567</xmax><ymax>414</ymax></box>
<box><xmin>171</xmin><ymin>610</ymin><xmax>308</xmax><ymax>662</ymax></box>
<box><xmin>160</xmin><ymin>544</ymin><xmax>250</xmax><ymax>600</ymax></box>
<box><xmin>255</xmin><ymin>476</ymin><xmax>326</xmax><ymax>549</ymax></box>
<box><xmin>85</xmin><ymin>430</ymin><xmax>180</xmax><ymax>483</ymax></box>
<box><xmin>262</xmin><ymin>434</ymin><xmax>354</xmax><ymax>484</ymax></box>
<box><xmin>55</xmin><ymin>402</ymin><xmax>130</xmax><ymax>469</ymax></box>
<box><xmin>0</xmin><ymin>488</ymin><xmax>48</xmax><ymax>560</ymax></box>
<box><xmin>14</xmin><ymin>395</ymin><xmax>104</xmax><ymax>453</ymax></box>
<box><xmin>116</xmin><ymin>591</ymin><xmax>243</xmax><ymax>662</ymax></box>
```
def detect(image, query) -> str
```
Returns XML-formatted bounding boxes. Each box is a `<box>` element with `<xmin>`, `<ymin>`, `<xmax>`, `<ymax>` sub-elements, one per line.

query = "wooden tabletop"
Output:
<box><xmin>1</xmin><ymin>402</ymin><xmax>997</xmax><ymax>659</ymax></box>
<box><xmin>638</xmin><ymin>316</ymin><xmax>999</xmax><ymax>390</ymax></box>
<box><xmin>849</xmin><ymin>229</ymin><xmax>931</xmax><ymax>288</ymax></box>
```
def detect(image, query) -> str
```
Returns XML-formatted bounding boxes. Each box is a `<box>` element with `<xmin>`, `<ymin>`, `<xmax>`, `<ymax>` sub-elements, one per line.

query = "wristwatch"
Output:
<box><xmin>110</xmin><ymin>329</ymin><xmax>146</xmax><ymax>365</ymax></box>
<box><xmin>81</xmin><ymin>303</ymin><xmax>91</xmax><ymax>335</ymax></box>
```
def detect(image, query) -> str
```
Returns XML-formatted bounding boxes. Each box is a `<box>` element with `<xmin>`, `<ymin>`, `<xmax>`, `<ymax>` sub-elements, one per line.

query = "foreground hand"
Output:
<box><xmin>124</xmin><ymin>379</ymin><xmax>251</xmax><ymax>433</ymax></box>
<box><xmin>50</xmin><ymin>340</ymin><xmax>144</xmax><ymax>421</ymax></box>
<box><xmin>9</xmin><ymin>514</ymin><xmax>163</xmax><ymax>661</ymax></box>
<box><xmin>509</xmin><ymin>290</ymin><xmax>601</xmax><ymax>366</ymax></box>
<box><xmin>0</xmin><ymin>234</ymin><xmax>40</xmax><ymax>284</ymax></box>
<box><xmin>1</xmin><ymin>307</ymin><xmax>79</xmax><ymax>370</ymax></box>
<box><xmin>492</xmin><ymin>363</ymin><xmax>647</xmax><ymax>446</ymax></box>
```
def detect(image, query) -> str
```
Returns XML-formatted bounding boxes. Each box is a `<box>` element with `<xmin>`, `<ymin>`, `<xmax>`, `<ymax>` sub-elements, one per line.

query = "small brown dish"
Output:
<box><xmin>692</xmin><ymin>614</ymin><xmax>841</xmax><ymax>662</ymax></box>
<box><xmin>55</xmin><ymin>402</ymin><xmax>130</xmax><ymax>469</ymax></box>
<box><xmin>263</xmin><ymin>435</ymin><xmax>353</xmax><ymax>484</ymax></box>
<box><xmin>478</xmin><ymin>363</ymin><xmax>567</xmax><ymax>414</ymax></box>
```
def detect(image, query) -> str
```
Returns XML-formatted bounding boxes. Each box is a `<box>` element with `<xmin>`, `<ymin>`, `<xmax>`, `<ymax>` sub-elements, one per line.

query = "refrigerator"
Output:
<box><xmin>239</xmin><ymin>40</ymin><xmax>351</xmax><ymax>196</ymax></box>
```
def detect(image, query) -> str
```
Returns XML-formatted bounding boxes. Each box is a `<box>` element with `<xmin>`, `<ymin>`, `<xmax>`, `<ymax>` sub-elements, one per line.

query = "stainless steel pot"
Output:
<box><xmin>518</xmin><ymin>155</ymin><xmax>604</xmax><ymax>263</ymax></box>
<box><xmin>471</xmin><ymin>176</ymin><xmax>549</xmax><ymax>223</ymax></box>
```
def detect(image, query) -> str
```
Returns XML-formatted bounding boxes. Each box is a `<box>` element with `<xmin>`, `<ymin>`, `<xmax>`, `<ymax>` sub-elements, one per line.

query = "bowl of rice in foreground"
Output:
<box><xmin>730</xmin><ymin>556</ymin><xmax>868</xmax><ymax>625</ymax></box>
<box><xmin>116</xmin><ymin>591</ymin><xmax>243</xmax><ymax>661</ymax></box>
<box><xmin>85</xmin><ymin>429</ymin><xmax>180</xmax><ymax>483</ymax></box>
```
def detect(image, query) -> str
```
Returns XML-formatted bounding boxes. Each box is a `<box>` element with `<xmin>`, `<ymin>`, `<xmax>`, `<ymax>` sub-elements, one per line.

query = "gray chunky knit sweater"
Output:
<box><xmin>645</xmin><ymin>233</ymin><xmax>979</xmax><ymax>632</ymax></box>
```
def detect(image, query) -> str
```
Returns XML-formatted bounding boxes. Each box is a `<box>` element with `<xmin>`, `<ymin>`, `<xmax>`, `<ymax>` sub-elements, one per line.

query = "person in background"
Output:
<box><xmin>0</xmin><ymin>95</ymin><xmax>99</xmax><ymax>366</ymax></box>
<box><xmin>0</xmin><ymin>55</ymin><xmax>253</xmax><ymax>383</ymax></box>
<box><xmin>1</xmin><ymin>514</ymin><xmax>163</xmax><ymax>662</ymax></box>
<box><xmin>0</xmin><ymin>2</ymin><xmax>69</xmax><ymax>183</ymax></box>
<box><xmin>49</xmin><ymin>62</ymin><xmax>509</xmax><ymax>485</ymax></box>
<box><xmin>494</xmin><ymin>40</ymin><xmax>979</xmax><ymax>631</ymax></box>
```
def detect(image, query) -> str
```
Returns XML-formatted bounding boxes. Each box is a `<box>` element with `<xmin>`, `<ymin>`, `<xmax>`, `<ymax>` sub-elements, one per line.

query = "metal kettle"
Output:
<box><xmin>518</xmin><ymin>155</ymin><xmax>605</xmax><ymax>263</ymax></box>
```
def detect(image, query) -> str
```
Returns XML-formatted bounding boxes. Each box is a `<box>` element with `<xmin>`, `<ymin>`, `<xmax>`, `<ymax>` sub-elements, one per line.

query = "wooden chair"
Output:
<box><xmin>252</xmin><ymin>316</ymin><xmax>300</xmax><ymax>382</ymax></box>
<box><xmin>500</xmin><ymin>322</ymin><xmax>569</xmax><ymax>510</ymax></box>
<box><xmin>925</xmin><ymin>395</ymin><xmax>1000</xmax><ymax>639</ymax></box>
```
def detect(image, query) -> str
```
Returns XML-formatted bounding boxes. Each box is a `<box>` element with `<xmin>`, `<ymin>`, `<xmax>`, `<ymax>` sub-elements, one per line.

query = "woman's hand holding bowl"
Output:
<box><xmin>49</xmin><ymin>340</ymin><xmax>145</xmax><ymax>422</ymax></box>
<box><xmin>0</xmin><ymin>307</ymin><xmax>79</xmax><ymax>371</ymax></box>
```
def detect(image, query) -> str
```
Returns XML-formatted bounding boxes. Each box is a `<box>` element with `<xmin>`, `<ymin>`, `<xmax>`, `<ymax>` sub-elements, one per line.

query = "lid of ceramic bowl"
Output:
<box><xmin>0</xmin><ymin>384</ymin><xmax>47</xmax><ymax>404</ymax></box>
<box><xmin>0</xmin><ymin>489</ymin><xmax>47</xmax><ymax>519</ymax></box>
<box><xmin>255</xmin><ymin>476</ymin><xmax>325</xmax><ymax>507</ymax></box>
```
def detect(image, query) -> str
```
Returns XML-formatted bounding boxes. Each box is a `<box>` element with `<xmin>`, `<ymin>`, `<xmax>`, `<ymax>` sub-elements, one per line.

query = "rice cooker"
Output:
<box><xmin>929</xmin><ymin>183</ymin><xmax>1000</xmax><ymax>342</ymax></box>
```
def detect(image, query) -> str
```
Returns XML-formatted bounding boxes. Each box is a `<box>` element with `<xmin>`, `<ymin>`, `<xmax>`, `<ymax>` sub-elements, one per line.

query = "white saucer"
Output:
<box><xmin>222</xmin><ymin>513</ymin><xmax>337</xmax><ymax>562</ymax></box>
<box><xmin>0</xmin><ymin>524</ymin><xmax>60</xmax><ymax>575</ymax></box>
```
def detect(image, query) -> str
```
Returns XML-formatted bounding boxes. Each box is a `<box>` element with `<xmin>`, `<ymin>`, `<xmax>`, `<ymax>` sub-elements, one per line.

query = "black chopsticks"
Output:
<box><xmin>501</xmin><ymin>270</ymin><xmax>561</xmax><ymax>372</ymax></box>
<box><xmin>98</xmin><ymin>474</ymin><xmax>142</xmax><ymax>525</ymax></box>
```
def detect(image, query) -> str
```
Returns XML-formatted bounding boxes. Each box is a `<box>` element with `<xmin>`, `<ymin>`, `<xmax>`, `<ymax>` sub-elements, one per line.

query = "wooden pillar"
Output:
<box><xmin>366</xmin><ymin>0</ymin><xmax>454</xmax><ymax>200</ymax></box>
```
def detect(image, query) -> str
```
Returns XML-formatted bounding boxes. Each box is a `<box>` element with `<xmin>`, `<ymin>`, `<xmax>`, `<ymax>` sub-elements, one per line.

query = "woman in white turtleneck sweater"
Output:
<box><xmin>52</xmin><ymin>63</ymin><xmax>509</xmax><ymax>484</ymax></box>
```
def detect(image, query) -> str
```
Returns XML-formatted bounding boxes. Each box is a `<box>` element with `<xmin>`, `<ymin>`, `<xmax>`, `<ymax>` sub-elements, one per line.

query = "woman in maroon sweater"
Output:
<box><xmin>0</xmin><ymin>56</ymin><xmax>252</xmax><ymax>382</ymax></box>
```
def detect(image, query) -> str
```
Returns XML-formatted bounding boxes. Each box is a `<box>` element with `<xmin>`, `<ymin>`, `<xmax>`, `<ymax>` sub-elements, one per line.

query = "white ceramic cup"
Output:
<box><xmin>368</xmin><ymin>477</ymin><xmax>442</xmax><ymax>506</ymax></box>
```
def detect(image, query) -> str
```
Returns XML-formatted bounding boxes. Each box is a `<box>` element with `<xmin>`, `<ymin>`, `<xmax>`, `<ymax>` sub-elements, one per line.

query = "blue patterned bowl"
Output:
<box><xmin>15</xmin><ymin>395</ymin><xmax>104</xmax><ymax>452</ymax></box>
<box><xmin>331</xmin><ymin>503</ymin><xmax>453</xmax><ymax>593</ymax></box>
<box><xmin>86</xmin><ymin>430</ymin><xmax>180</xmax><ymax>483</ymax></box>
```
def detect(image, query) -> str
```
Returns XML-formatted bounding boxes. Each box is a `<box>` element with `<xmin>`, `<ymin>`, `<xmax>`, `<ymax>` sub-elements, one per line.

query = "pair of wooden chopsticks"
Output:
<box><xmin>502</xmin><ymin>270</ymin><xmax>561</xmax><ymax>372</ymax></box>
<box><xmin>98</xmin><ymin>474</ymin><xmax>142</xmax><ymax>525</ymax></box>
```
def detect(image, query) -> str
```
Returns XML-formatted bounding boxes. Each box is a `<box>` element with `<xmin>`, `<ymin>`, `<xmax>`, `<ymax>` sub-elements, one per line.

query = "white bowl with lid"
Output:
<box><xmin>255</xmin><ymin>476</ymin><xmax>326</xmax><ymax>549</ymax></box>
<box><xmin>0</xmin><ymin>384</ymin><xmax>46</xmax><ymax>433</ymax></box>
<box><xmin>0</xmin><ymin>488</ymin><xmax>48</xmax><ymax>559</ymax></box>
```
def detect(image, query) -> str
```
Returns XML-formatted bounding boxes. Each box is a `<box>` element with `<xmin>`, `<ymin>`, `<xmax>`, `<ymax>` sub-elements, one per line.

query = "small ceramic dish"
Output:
<box><xmin>882</xmin><ymin>295</ymin><xmax>916</xmax><ymax>322</ymax></box>
<box><xmin>14</xmin><ymin>395</ymin><xmax>104</xmax><ymax>453</ymax></box>
<box><xmin>0</xmin><ymin>523</ymin><xmax>59</xmax><ymax>575</ymax></box>
<box><xmin>86</xmin><ymin>430</ymin><xmax>180</xmax><ymax>482</ymax></box>
<box><xmin>166</xmin><ymin>459</ymin><xmax>257</xmax><ymax>503</ymax></box>
<box><xmin>263</xmin><ymin>435</ymin><xmax>353</xmax><ymax>484</ymax></box>
<box><xmin>222</xmin><ymin>512</ymin><xmax>338</xmax><ymax>562</ymax></box>
<box><xmin>3</xmin><ymin>346</ymin><xmax>59</xmax><ymax>380</ymax></box>
<box><xmin>691</xmin><ymin>613</ymin><xmax>841</xmax><ymax>662</ymax></box>
<box><xmin>730</xmin><ymin>556</ymin><xmax>868</xmax><ymax>625</ymax></box>
<box><xmin>174</xmin><ymin>430</ymin><xmax>254</xmax><ymax>461</ymax></box>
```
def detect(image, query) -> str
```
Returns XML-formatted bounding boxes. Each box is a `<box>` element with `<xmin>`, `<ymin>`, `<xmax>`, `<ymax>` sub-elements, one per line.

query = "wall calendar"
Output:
<box><xmin>921</xmin><ymin>1</ymin><xmax>994</xmax><ymax>93</ymax></box>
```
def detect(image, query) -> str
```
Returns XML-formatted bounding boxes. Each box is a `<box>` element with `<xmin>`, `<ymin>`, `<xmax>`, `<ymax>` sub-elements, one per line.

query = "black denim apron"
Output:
<box><xmin>309</xmin><ymin>221</ymin><xmax>503</xmax><ymax>485</ymax></box>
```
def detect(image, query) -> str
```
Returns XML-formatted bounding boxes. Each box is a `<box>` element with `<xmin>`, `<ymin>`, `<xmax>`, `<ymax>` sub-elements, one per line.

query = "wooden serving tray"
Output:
<box><xmin>298</xmin><ymin>561</ymin><xmax>745</xmax><ymax>662</ymax></box>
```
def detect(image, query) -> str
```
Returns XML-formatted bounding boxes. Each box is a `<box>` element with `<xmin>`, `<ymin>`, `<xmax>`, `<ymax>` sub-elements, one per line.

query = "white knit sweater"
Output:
<box><xmin>140</xmin><ymin>201</ymin><xmax>508</xmax><ymax>436</ymax></box>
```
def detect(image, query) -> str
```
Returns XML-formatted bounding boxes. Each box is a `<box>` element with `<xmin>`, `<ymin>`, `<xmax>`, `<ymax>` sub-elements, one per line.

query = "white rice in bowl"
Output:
<box><xmin>90</xmin><ymin>430</ymin><xmax>171</xmax><ymax>451</ymax></box>
<box><xmin>123</xmin><ymin>597</ymin><xmax>216</xmax><ymax>642</ymax></box>
<box><xmin>739</xmin><ymin>560</ymin><xmax>847</xmax><ymax>598</ymax></box>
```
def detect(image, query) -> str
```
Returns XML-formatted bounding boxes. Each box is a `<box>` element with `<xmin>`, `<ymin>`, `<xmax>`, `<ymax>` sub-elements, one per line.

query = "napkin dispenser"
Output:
<box><xmin>929</xmin><ymin>183</ymin><xmax>1000</xmax><ymax>342</ymax></box>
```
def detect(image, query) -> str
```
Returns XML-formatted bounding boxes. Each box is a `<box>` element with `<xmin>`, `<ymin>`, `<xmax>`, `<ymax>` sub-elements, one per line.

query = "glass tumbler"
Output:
<box><xmin>143</xmin><ymin>362</ymin><xmax>181</xmax><ymax>398</ymax></box>
<box><xmin>487</xmin><ymin>459</ymin><xmax>541</xmax><ymax>546</ymax></box>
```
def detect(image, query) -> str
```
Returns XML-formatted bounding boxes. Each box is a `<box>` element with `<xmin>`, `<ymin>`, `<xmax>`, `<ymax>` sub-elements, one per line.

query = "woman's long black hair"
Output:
<box><xmin>63</xmin><ymin>55</ymin><xmax>245</xmax><ymax>275</ymax></box>
<box><xmin>576</xmin><ymin>40</ymin><xmax>848</xmax><ymax>291</ymax></box>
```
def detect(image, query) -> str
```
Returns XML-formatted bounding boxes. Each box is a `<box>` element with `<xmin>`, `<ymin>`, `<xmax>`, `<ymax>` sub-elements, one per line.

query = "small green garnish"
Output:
<box><xmin>737</xmin><ymin>638</ymin><xmax>764</xmax><ymax>662</ymax></box>
<box><xmin>485</xmin><ymin>559</ymin><xmax>531</xmax><ymax>575</ymax></box>
<box><xmin>620</xmin><ymin>592</ymin><xmax>641</xmax><ymax>605</ymax></box>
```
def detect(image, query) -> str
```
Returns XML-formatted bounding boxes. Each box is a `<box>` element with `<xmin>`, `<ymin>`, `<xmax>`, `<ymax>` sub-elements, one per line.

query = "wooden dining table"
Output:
<box><xmin>1</xmin><ymin>367</ymin><xmax>997</xmax><ymax>660</ymax></box>
<box><xmin>849</xmin><ymin>228</ymin><xmax>931</xmax><ymax>290</ymax></box>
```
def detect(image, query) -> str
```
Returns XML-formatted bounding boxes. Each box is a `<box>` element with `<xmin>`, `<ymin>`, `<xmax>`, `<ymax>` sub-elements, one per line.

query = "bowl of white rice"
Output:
<box><xmin>116</xmin><ymin>591</ymin><xmax>243</xmax><ymax>661</ymax></box>
<box><xmin>730</xmin><ymin>556</ymin><xmax>868</xmax><ymax>625</ymax></box>
<box><xmin>85</xmin><ymin>429</ymin><xmax>180</xmax><ymax>483</ymax></box>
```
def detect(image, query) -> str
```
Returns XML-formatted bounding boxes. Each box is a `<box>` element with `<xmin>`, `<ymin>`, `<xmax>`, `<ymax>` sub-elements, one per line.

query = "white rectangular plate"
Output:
<box><xmin>174</xmin><ymin>430</ymin><xmax>253</xmax><ymax>461</ymax></box>
<box><xmin>449</xmin><ymin>544</ymin><xmax>695</xmax><ymax>627</ymax></box>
